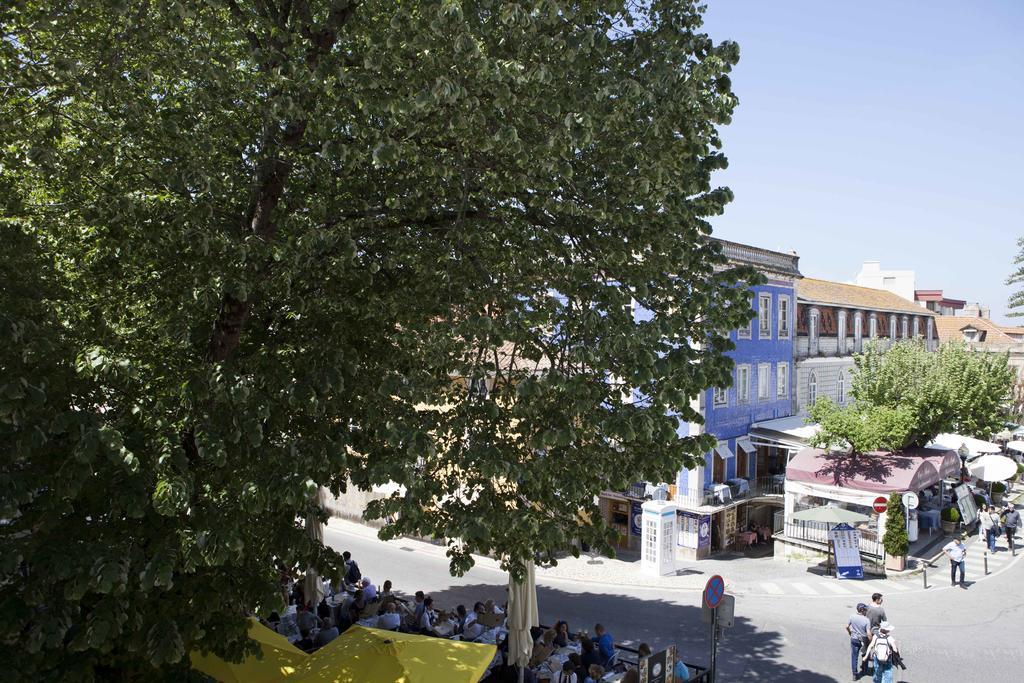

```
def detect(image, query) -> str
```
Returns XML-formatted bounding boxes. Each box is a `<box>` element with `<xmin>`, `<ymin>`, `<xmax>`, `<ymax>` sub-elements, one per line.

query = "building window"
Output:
<box><xmin>758</xmin><ymin>294</ymin><xmax>772</xmax><ymax>339</ymax></box>
<box><xmin>854</xmin><ymin>313</ymin><xmax>863</xmax><ymax>352</ymax></box>
<box><xmin>809</xmin><ymin>308</ymin><xmax>820</xmax><ymax>354</ymax></box>
<box><xmin>758</xmin><ymin>363</ymin><xmax>771</xmax><ymax>401</ymax></box>
<box><xmin>808</xmin><ymin>372</ymin><xmax>818</xmax><ymax>406</ymax></box>
<box><xmin>737</xmin><ymin>365</ymin><xmax>751</xmax><ymax>403</ymax></box>
<box><xmin>777</xmin><ymin>362</ymin><xmax>789</xmax><ymax>398</ymax></box>
<box><xmin>869</xmin><ymin>314</ymin><xmax>878</xmax><ymax>339</ymax></box>
<box><xmin>912</xmin><ymin>317</ymin><xmax>920</xmax><ymax>338</ymax></box>
<box><xmin>889</xmin><ymin>316</ymin><xmax>897</xmax><ymax>340</ymax></box>
<box><xmin>838</xmin><ymin>372</ymin><xmax>846</xmax><ymax>404</ymax></box>
<box><xmin>713</xmin><ymin>385</ymin><xmax>728</xmax><ymax>407</ymax></box>
<box><xmin>901</xmin><ymin>316</ymin><xmax>909</xmax><ymax>339</ymax></box>
<box><xmin>778</xmin><ymin>297</ymin><xmax>791</xmax><ymax>338</ymax></box>
<box><xmin>737</xmin><ymin>295</ymin><xmax>752</xmax><ymax>339</ymax></box>
<box><xmin>837</xmin><ymin>311</ymin><xmax>847</xmax><ymax>353</ymax></box>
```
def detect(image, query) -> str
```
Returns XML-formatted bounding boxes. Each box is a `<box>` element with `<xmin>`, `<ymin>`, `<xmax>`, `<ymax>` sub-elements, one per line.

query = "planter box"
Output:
<box><xmin>993</xmin><ymin>492</ymin><xmax>1004</xmax><ymax>504</ymax></box>
<box><xmin>884</xmin><ymin>554</ymin><xmax>906</xmax><ymax>572</ymax></box>
<box><xmin>940</xmin><ymin>520</ymin><xmax>956</xmax><ymax>535</ymax></box>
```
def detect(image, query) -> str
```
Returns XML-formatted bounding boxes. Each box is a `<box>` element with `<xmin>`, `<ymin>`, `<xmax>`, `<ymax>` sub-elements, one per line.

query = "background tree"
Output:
<box><xmin>810</xmin><ymin>340</ymin><xmax>1014</xmax><ymax>453</ymax></box>
<box><xmin>1007</xmin><ymin>236</ymin><xmax>1024</xmax><ymax>317</ymax></box>
<box><xmin>1</xmin><ymin>0</ymin><xmax>750</xmax><ymax>677</ymax></box>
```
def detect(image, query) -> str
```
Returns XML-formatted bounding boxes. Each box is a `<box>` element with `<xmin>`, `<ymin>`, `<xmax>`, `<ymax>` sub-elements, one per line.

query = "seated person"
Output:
<box><xmin>313</xmin><ymin>618</ymin><xmax>339</xmax><ymax>649</ymax></box>
<box><xmin>316</xmin><ymin>598</ymin><xmax>332</xmax><ymax>621</ymax></box>
<box><xmin>377</xmin><ymin>602</ymin><xmax>401</xmax><ymax>631</ymax></box>
<box><xmin>553</xmin><ymin>620</ymin><xmax>571</xmax><ymax>647</ymax></box>
<box><xmin>295</xmin><ymin>627</ymin><xmax>315</xmax><ymax>653</ymax></box>
<box><xmin>265</xmin><ymin>611</ymin><xmax>281</xmax><ymax>633</ymax></box>
<box><xmin>569</xmin><ymin>653</ymin><xmax>587</xmax><ymax>682</ymax></box>
<box><xmin>557</xmin><ymin>660</ymin><xmax>578</xmax><ymax>683</ymax></box>
<box><xmin>529</xmin><ymin>629</ymin><xmax>557</xmax><ymax>668</ymax></box>
<box><xmin>360</xmin><ymin>576</ymin><xmax>377</xmax><ymax>602</ymax></box>
<box><xmin>454</xmin><ymin>605</ymin><xmax>469</xmax><ymax>635</ymax></box>
<box><xmin>347</xmin><ymin>589</ymin><xmax>367</xmax><ymax>624</ymax></box>
<box><xmin>296</xmin><ymin>604</ymin><xmax>321</xmax><ymax>632</ymax></box>
<box><xmin>580</xmin><ymin>636</ymin><xmax>601</xmax><ymax>669</ymax></box>
<box><xmin>466</xmin><ymin>601</ymin><xmax>484</xmax><ymax>626</ymax></box>
<box><xmin>591</xmin><ymin>624</ymin><xmax>615</xmax><ymax>666</ymax></box>
<box><xmin>484</xmin><ymin>598</ymin><xmax>503</xmax><ymax>615</ymax></box>
<box><xmin>418</xmin><ymin>597</ymin><xmax>442</xmax><ymax>637</ymax></box>
<box><xmin>409</xmin><ymin>591</ymin><xmax>426</xmax><ymax>627</ymax></box>
<box><xmin>379</xmin><ymin>579</ymin><xmax>398</xmax><ymax>602</ymax></box>
<box><xmin>462</xmin><ymin>616</ymin><xmax>485</xmax><ymax>642</ymax></box>
<box><xmin>583</xmin><ymin>664</ymin><xmax>604</xmax><ymax>683</ymax></box>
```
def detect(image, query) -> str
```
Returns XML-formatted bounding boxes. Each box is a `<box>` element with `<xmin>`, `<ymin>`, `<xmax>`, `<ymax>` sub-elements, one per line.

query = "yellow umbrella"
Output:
<box><xmin>289</xmin><ymin>626</ymin><xmax>496</xmax><ymax>683</ymax></box>
<box><xmin>190</xmin><ymin>618</ymin><xmax>308</xmax><ymax>682</ymax></box>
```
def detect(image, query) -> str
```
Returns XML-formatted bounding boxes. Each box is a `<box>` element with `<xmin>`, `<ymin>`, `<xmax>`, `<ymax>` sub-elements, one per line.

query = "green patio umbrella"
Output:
<box><xmin>791</xmin><ymin>505</ymin><xmax>871</xmax><ymax>524</ymax></box>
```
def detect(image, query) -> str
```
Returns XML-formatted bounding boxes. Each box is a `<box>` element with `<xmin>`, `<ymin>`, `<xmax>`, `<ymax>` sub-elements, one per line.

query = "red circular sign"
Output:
<box><xmin>873</xmin><ymin>496</ymin><xmax>888</xmax><ymax>513</ymax></box>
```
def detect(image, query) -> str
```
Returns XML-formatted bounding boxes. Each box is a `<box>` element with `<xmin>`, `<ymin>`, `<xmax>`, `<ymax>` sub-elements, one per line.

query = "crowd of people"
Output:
<box><xmin>260</xmin><ymin>551</ymin><xmax>692</xmax><ymax>682</ymax></box>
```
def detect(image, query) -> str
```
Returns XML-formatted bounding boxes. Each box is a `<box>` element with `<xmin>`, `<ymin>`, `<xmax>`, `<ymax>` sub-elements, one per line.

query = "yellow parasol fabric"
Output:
<box><xmin>190</xmin><ymin>618</ymin><xmax>308</xmax><ymax>682</ymax></box>
<box><xmin>289</xmin><ymin>625</ymin><xmax>496</xmax><ymax>683</ymax></box>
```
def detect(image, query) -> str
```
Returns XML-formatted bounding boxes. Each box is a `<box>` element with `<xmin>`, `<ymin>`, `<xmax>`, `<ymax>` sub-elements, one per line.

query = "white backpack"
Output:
<box><xmin>875</xmin><ymin>636</ymin><xmax>892</xmax><ymax>663</ymax></box>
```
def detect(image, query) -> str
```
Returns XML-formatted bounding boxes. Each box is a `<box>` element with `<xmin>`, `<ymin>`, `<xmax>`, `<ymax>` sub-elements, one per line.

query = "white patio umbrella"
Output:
<box><xmin>967</xmin><ymin>455</ymin><xmax>1018</xmax><ymax>482</ymax></box>
<box><xmin>507</xmin><ymin>562</ymin><xmax>539</xmax><ymax>683</ymax></box>
<box><xmin>1006</xmin><ymin>440</ymin><xmax>1024</xmax><ymax>454</ymax></box>
<box><xmin>928</xmin><ymin>433</ymin><xmax>1001</xmax><ymax>458</ymax></box>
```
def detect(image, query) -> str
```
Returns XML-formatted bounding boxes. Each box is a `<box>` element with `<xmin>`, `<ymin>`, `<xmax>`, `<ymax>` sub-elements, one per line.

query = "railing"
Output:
<box><xmin>750</xmin><ymin>476</ymin><xmax>785</xmax><ymax>497</ymax></box>
<box><xmin>775</xmin><ymin>514</ymin><xmax>883</xmax><ymax>559</ymax></box>
<box><xmin>615</xmin><ymin>642</ymin><xmax>709</xmax><ymax>682</ymax></box>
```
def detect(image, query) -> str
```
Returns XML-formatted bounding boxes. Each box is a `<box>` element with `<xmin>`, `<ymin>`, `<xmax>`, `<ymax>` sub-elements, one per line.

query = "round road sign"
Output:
<box><xmin>873</xmin><ymin>496</ymin><xmax>888</xmax><ymax>514</ymax></box>
<box><xmin>902</xmin><ymin>492</ymin><xmax>919</xmax><ymax>510</ymax></box>
<box><xmin>703</xmin><ymin>574</ymin><xmax>725</xmax><ymax>609</ymax></box>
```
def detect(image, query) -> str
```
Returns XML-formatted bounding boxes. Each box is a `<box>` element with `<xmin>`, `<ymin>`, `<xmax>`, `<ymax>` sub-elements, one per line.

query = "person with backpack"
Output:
<box><xmin>861</xmin><ymin>621</ymin><xmax>900</xmax><ymax>683</ymax></box>
<box><xmin>342</xmin><ymin>550</ymin><xmax>361</xmax><ymax>586</ymax></box>
<box><xmin>1002</xmin><ymin>504</ymin><xmax>1020</xmax><ymax>552</ymax></box>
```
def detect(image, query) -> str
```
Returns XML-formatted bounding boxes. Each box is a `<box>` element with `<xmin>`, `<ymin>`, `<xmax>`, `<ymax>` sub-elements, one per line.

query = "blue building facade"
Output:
<box><xmin>674</xmin><ymin>240</ymin><xmax>802</xmax><ymax>559</ymax></box>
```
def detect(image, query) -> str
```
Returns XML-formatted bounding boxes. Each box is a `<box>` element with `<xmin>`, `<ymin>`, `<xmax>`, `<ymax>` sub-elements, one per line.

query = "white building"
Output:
<box><xmin>854</xmin><ymin>261</ymin><xmax>916</xmax><ymax>303</ymax></box>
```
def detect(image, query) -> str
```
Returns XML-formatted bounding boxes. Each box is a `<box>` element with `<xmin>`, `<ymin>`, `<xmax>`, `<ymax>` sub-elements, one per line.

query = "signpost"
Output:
<box><xmin>703</xmin><ymin>576</ymin><xmax>732</xmax><ymax>682</ymax></box>
<box><xmin>828</xmin><ymin>523</ymin><xmax>864</xmax><ymax>579</ymax></box>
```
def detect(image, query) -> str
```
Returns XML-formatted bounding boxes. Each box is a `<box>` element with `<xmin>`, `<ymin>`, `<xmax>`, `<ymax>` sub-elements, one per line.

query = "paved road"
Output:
<box><xmin>324</xmin><ymin>524</ymin><xmax>1024</xmax><ymax>682</ymax></box>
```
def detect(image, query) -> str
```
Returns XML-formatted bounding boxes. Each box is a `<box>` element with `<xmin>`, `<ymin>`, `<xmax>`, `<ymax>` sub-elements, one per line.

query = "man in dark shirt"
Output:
<box><xmin>866</xmin><ymin>593</ymin><xmax>886</xmax><ymax>636</ymax></box>
<box><xmin>295</xmin><ymin>627</ymin><xmax>315</xmax><ymax>653</ymax></box>
<box><xmin>313</xmin><ymin>618</ymin><xmax>339</xmax><ymax>649</ymax></box>
<box><xmin>1003</xmin><ymin>504</ymin><xmax>1020</xmax><ymax>551</ymax></box>
<box><xmin>342</xmin><ymin>551</ymin><xmax>361</xmax><ymax>585</ymax></box>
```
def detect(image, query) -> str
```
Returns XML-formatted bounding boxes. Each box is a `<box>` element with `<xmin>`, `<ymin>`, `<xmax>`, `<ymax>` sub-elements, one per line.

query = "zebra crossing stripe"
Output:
<box><xmin>760</xmin><ymin>582</ymin><xmax>784</xmax><ymax>594</ymax></box>
<box><xmin>818</xmin><ymin>581</ymin><xmax>853</xmax><ymax>594</ymax></box>
<box><xmin>791</xmin><ymin>582</ymin><xmax>818</xmax><ymax>595</ymax></box>
<box><xmin>879</xmin><ymin>580</ymin><xmax>909</xmax><ymax>591</ymax></box>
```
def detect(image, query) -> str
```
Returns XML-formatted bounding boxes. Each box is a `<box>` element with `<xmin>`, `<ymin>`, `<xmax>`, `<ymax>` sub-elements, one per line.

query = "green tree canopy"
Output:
<box><xmin>1</xmin><ymin>0</ymin><xmax>751</xmax><ymax>677</ymax></box>
<box><xmin>811</xmin><ymin>340</ymin><xmax>1015</xmax><ymax>454</ymax></box>
<box><xmin>1007</xmin><ymin>236</ymin><xmax>1024</xmax><ymax>317</ymax></box>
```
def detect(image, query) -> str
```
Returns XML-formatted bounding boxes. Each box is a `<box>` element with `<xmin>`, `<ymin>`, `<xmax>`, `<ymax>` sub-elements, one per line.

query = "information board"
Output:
<box><xmin>639</xmin><ymin>645</ymin><xmax>675</xmax><ymax>683</ymax></box>
<box><xmin>828</xmin><ymin>522</ymin><xmax>864</xmax><ymax>580</ymax></box>
<box><xmin>954</xmin><ymin>483</ymin><xmax>978</xmax><ymax>526</ymax></box>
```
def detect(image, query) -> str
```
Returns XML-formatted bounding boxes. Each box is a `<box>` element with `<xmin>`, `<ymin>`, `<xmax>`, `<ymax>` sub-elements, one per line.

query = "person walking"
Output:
<box><xmin>980</xmin><ymin>505</ymin><xmax>998</xmax><ymax>552</ymax></box>
<box><xmin>865</xmin><ymin>593</ymin><xmax>886</xmax><ymax>636</ymax></box>
<box><xmin>862</xmin><ymin>622</ymin><xmax>900</xmax><ymax>683</ymax></box>
<box><xmin>943</xmin><ymin>533</ymin><xmax>968</xmax><ymax>587</ymax></box>
<box><xmin>845</xmin><ymin>603</ymin><xmax>871</xmax><ymax>680</ymax></box>
<box><xmin>1002</xmin><ymin>504</ymin><xmax>1020</xmax><ymax>552</ymax></box>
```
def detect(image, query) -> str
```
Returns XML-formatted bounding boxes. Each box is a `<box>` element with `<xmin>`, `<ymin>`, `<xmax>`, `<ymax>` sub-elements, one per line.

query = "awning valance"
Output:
<box><xmin>749</xmin><ymin>416</ymin><xmax>820</xmax><ymax>452</ymax></box>
<box><xmin>714</xmin><ymin>442</ymin><xmax>735</xmax><ymax>460</ymax></box>
<box><xmin>736</xmin><ymin>437</ymin><xmax>756</xmax><ymax>454</ymax></box>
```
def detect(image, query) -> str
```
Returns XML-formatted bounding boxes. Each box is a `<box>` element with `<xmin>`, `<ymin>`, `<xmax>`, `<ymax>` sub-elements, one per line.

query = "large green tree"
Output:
<box><xmin>1</xmin><ymin>1</ymin><xmax>751</xmax><ymax>678</ymax></box>
<box><xmin>1007</xmin><ymin>236</ymin><xmax>1024</xmax><ymax>317</ymax></box>
<box><xmin>811</xmin><ymin>340</ymin><xmax>1015</xmax><ymax>453</ymax></box>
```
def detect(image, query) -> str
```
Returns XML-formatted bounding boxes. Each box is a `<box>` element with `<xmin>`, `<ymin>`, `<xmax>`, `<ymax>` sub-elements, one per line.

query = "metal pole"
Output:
<box><xmin>923</xmin><ymin>565</ymin><xmax>928</xmax><ymax>589</ymax></box>
<box><xmin>710</xmin><ymin>605</ymin><xmax>718</xmax><ymax>683</ymax></box>
<box><xmin>984</xmin><ymin>553</ymin><xmax>989</xmax><ymax>575</ymax></box>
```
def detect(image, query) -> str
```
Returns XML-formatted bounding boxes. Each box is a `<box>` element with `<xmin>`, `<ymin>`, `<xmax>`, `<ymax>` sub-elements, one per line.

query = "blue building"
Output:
<box><xmin>674</xmin><ymin>239</ymin><xmax>802</xmax><ymax>559</ymax></box>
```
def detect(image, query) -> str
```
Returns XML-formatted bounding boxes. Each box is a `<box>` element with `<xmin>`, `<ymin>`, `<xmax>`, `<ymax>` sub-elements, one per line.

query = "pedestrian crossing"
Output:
<box><xmin>739</xmin><ymin>537</ymin><xmax>1021</xmax><ymax>597</ymax></box>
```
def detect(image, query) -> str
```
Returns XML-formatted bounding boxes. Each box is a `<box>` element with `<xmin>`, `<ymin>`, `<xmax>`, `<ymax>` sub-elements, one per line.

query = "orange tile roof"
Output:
<box><xmin>1001</xmin><ymin>326</ymin><xmax>1024</xmax><ymax>334</ymax></box>
<box><xmin>796</xmin><ymin>278</ymin><xmax>933</xmax><ymax>316</ymax></box>
<box><xmin>933</xmin><ymin>316</ymin><xmax>1017</xmax><ymax>345</ymax></box>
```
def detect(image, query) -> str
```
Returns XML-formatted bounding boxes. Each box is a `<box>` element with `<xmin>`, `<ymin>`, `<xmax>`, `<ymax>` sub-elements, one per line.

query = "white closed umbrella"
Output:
<box><xmin>967</xmin><ymin>455</ymin><xmax>1018</xmax><ymax>482</ymax></box>
<box><xmin>507</xmin><ymin>562</ymin><xmax>539</xmax><ymax>683</ymax></box>
<box><xmin>303</xmin><ymin>488</ymin><xmax>326</xmax><ymax>607</ymax></box>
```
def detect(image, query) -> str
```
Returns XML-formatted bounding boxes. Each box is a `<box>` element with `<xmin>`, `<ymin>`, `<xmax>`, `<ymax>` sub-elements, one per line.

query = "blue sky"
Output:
<box><xmin>700</xmin><ymin>1</ymin><xmax>1023</xmax><ymax>324</ymax></box>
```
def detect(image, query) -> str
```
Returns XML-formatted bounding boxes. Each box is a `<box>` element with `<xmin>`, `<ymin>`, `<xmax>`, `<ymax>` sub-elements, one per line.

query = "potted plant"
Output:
<box><xmin>974</xmin><ymin>493</ymin><xmax>986</xmax><ymax>509</ymax></box>
<box><xmin>992</xmin><ymin>481</ymin><xmax>1006</xmax><ymax>504</ymax></box>
<box><xmin>940</xmin><ymin>506</ymin><xmax>960</xmax><ymax>535</ymax></box>
<box><xmin>883</xmin><ymin>493</ymin><xmax>909</xmax><ymax>572</ymax></box>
